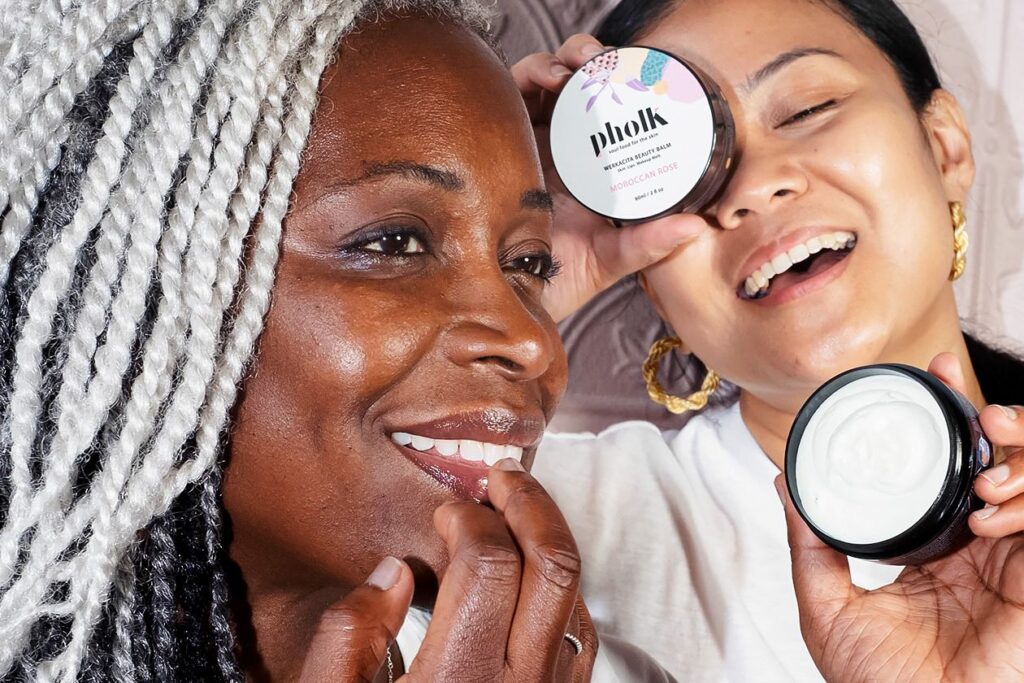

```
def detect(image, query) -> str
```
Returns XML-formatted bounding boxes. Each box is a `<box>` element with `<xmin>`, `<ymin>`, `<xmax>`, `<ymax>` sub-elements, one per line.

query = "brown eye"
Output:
<box><xmin>360</xmin><ymin>232</ymin><xmax>425</xmax><ymax>256</ymax></box>
<box><xmin>508</xmin><ymin>253</ymin><xmax>560</xmax><ymax>281</ymax></box>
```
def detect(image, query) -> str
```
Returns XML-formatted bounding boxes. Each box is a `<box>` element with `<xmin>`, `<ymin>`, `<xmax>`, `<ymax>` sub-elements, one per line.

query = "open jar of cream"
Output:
<box><xmin>549</xmin><ymin>46</ymin><xmax>734</xmax><ymax>223</ymax></box>
<box><xmin>785</xmin><ymin>364</ymin><xmax>992</xmax><ymax>565</ymax></box>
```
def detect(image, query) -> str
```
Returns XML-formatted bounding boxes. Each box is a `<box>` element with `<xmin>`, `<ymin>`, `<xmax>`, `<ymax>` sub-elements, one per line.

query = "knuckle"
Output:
<box><xmin>530</xmin><ymin>542</ymin><xmax>582</xmax><ymax>590</ymax></box>
<box><xmin>566</xmin><ymin>32</ymin><xmax>595</xmax><ymax>45</ymax></box>
<box><xmin>459</xmin><ymin>540</ymin><xmax>522</xmax><ymax>586</ymax></box>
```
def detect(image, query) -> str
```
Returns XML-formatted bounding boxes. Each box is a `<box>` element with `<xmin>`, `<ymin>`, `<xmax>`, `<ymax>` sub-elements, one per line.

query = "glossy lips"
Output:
<box><xmin>388</xmin><ymin>410</ymin><xmax>543</xmax><ymax>502</ymax></box>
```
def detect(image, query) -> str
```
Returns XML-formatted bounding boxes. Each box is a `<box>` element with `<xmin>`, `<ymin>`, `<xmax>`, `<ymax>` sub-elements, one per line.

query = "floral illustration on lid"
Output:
<box><xmin>582</xmin><ymin>48</ymin><xmax>705</xmax><ymax>111</ymax></box>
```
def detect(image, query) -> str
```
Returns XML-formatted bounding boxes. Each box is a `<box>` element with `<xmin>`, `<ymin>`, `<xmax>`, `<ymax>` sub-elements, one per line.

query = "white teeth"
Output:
<box><xmin>770</xmin><ymin>252</ymin><xmax>793</xmax><ymax>275</ymax></box>
<box><xmin>743</xmin><ymin>231</ymin><xmax>857</xmax><ymax>298</ymax></box>
<box><xmin>391</xmin><ymin>432</ymin><xmax>525</xmax><ymax>466</ymax></box>
<box><xmin>435</xmin><ymin>439</ymin><xmax>458</xmax><ymax>456</ymax></box>
<box><xmin>459</xmin><ymin>439</ymin><xmax>485</xmax><ymax>462</ymax></box>
<box><xmin>788</xmin><ymin>244</ymin><xmax>810</xmax><ymax>263</ymax></box>
<box><xmin>410</xmin><ymin>434</ymin><xmax>434</xmax><ymax>452</ymax></box>
<box><xmin>482</xmin><ymin>443</ymin><xmax>505</xmax><ymax>466</ymax></box>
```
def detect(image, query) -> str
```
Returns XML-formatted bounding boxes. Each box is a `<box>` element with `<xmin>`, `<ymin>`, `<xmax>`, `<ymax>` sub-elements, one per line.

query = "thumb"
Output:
<box><xmin>597</xmin><ymin>213</ymin><xmax>708</xmax><ymax>281</ymax></box>
<box><xmin>774</xmin><ymin>475</ymin><xmax>857</xmax><ymax>659</ymax></box>
<box><xmin>927</xmin><ymin>352</ymin><xmax>968</xmax><ymax>398</ymax></box>
<box><xmin>299</xmin><ymin>556</ymin><xmax>414</xmax><ymax>683</ymax></box>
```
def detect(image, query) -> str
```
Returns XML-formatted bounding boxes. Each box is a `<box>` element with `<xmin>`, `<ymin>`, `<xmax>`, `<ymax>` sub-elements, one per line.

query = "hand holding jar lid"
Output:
<box><xmin>548</xmin><ymin>46</ymin><xmax>735</xmax><ymax>223</ymax></box>
<box><xmin>512</xmin><ymin>37</ymin><xmax>713</xmax><ymax>323</ymax></box>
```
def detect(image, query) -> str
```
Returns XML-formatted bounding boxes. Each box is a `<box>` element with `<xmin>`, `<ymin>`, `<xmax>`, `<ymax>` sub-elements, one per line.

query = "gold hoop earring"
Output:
<box><xmin>642</xmin><ymin>337</ymin><xmax>721</xmax><ymax>414</ymax></box>
<box><xmin>949</xmin><ymin>200</ymin><xmax>968</xmax><ymax>281</ymax></box>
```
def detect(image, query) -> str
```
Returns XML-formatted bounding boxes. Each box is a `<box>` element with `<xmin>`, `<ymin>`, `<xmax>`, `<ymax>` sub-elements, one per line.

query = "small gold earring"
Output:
<box><xmin>642</xmin><ymin>337</ymin><xmax>721</xmax><ymax>414</ymax></box>
<box><xmin>949</xmin><ymin>200</ymin><xmax>968</xmax><ymax>281</ymax></box>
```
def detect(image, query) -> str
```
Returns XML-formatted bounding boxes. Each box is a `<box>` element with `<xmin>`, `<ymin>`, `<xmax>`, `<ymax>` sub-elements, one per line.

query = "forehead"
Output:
<box><xmin>298</xmin><ymin>15</ymin><xmax>540</xmax><ymax>192</ymax></box>
<box><xmin>640</xmin><ymin>0</ymin><xmax>892</xmax><ymax>92</ymax></box>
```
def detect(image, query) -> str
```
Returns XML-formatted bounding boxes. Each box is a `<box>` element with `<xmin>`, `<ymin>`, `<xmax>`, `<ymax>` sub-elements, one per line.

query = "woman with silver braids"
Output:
<box><xmin>0</xmin><ymin>0</ymin><xmax>602</xmax><ymax>680</ymax></box>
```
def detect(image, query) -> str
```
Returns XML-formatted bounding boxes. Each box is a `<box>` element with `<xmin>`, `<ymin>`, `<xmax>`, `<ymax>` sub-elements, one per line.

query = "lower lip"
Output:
<box><xmin>746</xmin><ymin>246</ymin><xmax>854</xmax><ymax>307</ymax></box>
<box><xmin>395</xmin><ymin>444</ymin><xmax>492</xmax><ymax>503</ymax></box>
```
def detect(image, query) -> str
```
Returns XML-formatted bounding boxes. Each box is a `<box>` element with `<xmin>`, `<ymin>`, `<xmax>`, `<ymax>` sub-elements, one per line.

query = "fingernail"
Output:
<box><xmin>366</xmin><ymin>556</ymin><xmax>402</xmax><ymax>590</ymax></box>
<box><xmin>496</xmin><ymin>457</ymin><xmax>525</xmax><ymax>472</ymax></box>
<box><xmin>980</xmin><ymin>464</ymin><xmax>1010</xmax><ymax>487</ymax></box>
<box><xmin>972</xmin><ymin>505</ymin><xmax>999</xmax><ymax>521</ymax></box>
<box><xmin>581</xmin><ymin>44</ymin><xmax>605</xmax><ymax>58</ymax></box>
<box><xmin>550</xmin><ymin>63</ymin><xmax>572</xmax><ymax>78</ymax></box>
<box><xmin>999</xmin><ymin>405</ymin><xmax>1019</xmax><ymax>421</ymax></box>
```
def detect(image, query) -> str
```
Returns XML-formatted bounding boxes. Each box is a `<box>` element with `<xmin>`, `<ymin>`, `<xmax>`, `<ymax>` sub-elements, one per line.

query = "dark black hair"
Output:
<box><xmin>596</xmin><ymin>0</ymin><xmax>942</xmax><ymax>113</ymax></box>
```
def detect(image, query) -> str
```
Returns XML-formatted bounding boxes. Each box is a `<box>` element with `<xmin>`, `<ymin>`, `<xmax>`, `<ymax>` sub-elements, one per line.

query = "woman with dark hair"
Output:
<box><xmin>515</xmin><ymin>0</ymin><xmax>1024</xmax><ymax>680</ymax></box>
<box><xmin>0</xmin><ymin>1</ymin><xmax>607</xmax><ymax>680</ymax></box>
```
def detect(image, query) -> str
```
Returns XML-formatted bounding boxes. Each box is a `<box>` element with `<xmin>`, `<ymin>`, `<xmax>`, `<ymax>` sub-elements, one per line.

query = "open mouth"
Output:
<box><xmin>390</xmin><ymin>432</ymin><xmax>525</xmax><ymax>502</ymax></box>
<box><xmin>738</xmin><ymin>230</ymin><xmax>856</xmax><ymax>303</ymax></box>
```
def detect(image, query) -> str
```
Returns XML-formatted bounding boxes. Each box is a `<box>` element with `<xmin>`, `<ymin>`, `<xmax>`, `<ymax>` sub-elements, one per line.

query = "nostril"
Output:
<box><xmin>480</xmin><ymin>356</ymin><xmax>523</xmax><ymax>373</ymax></box>
<box><xmin>773</xmin><ymin>188</ymin><xmax>792</xmax><ymax>199</ymax></box>
<box><xmin>735</xmin><ymin>208</ymin><xmax>750</xmax><ymax>218</ymax></box>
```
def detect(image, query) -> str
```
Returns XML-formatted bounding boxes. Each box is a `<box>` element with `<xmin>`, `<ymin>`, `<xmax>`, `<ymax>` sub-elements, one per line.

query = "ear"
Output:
<box><xmin>921</xmin><ymin>89</ymin><xmax>975</xmax><ymax>202</ymax></box>
<box><xmin>637</xmin><ymin>272</ymin><xmax>691</xmax><ymax>354</ymax></box>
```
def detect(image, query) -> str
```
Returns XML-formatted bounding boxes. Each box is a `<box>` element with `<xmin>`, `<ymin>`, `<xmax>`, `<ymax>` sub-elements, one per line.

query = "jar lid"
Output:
<box><xmin>549</xmin><ymin>46</ymin><xmax>734</xmax><ymax>223</ymax></box>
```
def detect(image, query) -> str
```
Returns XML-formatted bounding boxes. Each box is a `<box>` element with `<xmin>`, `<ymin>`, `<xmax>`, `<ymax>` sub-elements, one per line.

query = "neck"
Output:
<box><xmin>740</xmin><ymin>327</ymin><xmax>985</xmax><ymax>470</ymax></box>
<box><xmin>230</xmin><ymin>573</ymin><xmax>342</xmax><ymax>681</ymax></box>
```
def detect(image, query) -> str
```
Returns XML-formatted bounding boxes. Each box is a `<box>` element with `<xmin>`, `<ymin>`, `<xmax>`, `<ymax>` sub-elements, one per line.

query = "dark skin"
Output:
<box><xmin>223</xmin><ymin>15</ymin><xmax>595</xmax><ymax>683</ymax></box>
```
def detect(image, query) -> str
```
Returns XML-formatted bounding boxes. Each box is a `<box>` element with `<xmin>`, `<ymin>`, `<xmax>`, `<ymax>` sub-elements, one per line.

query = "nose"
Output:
<box><xmin>442</xmin><ymin>270</ymin><xmax>559</xmax><ymax>382</ymax></box>
<box><xmin>712</xmin><ymin>138</ymin><xmax>809</xmax><ymax>229</ymax></box>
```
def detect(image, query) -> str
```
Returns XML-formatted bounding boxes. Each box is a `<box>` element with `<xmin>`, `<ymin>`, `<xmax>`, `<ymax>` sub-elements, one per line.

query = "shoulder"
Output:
<box><xmin>540</xmin><ymin>419</ymin><xmax>673</xmax><ymax>455</ymax></box>
<box><xmin>537</xmin><ymin>404</ymin><xmax>741</xmax><ymax>463</ymax></box>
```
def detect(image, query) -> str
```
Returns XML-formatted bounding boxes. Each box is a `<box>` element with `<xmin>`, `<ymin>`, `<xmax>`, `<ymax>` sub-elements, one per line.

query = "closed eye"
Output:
<box><xmin>778</xmin><ymin>99</ymin><xmax>838</xmax><ymax>127</ymax></box>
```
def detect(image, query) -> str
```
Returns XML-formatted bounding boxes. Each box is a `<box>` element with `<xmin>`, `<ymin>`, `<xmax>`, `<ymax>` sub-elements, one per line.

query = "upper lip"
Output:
<box><xmin>735</xmin><ymin>225</ymin><xmax>857</xmax><ymax>287</ymax></box>
<box><xmin>386</xmin><ymin>408</ymin><xmax>547</xmax><ymax>448</ymax></box>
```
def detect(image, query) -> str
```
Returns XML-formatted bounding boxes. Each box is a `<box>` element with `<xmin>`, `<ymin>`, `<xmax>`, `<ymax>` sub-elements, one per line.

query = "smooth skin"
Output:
<box><xmin>224</xmin><ymin>15</ymin><xmax>595</xmax><ymax>683</ymax></box>
<box><xmin>514</xmin><ymin>0</ymin><xmax>1024</xmax><ymax>679</ymax></box>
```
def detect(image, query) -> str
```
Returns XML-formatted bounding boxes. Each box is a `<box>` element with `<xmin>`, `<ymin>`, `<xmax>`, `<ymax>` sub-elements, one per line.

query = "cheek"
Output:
<box><xmin>807</xmin><ymin>102</ymin><xmax>954</xmax><ymax>282</ymax></box>
<box><xmin>644</xmin><ymin>246</ymin><xmax>729</xmax><ymax>349</ymax></box>
<box><xmin>222</xmin><ymin>265</ymin><xmax>447</xmax><ymax>585</ymax></box>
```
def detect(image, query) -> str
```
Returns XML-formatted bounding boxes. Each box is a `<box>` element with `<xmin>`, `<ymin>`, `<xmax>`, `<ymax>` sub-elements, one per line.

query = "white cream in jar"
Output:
<box><xmin>795</xmin><ymin>374</ymin><xmax>950</xmax><ymax>545</ymax></box>
<box><xmin>786</xmin><ymin>364</ymin><xmax>992</xmax><ymax>564</ymax></box>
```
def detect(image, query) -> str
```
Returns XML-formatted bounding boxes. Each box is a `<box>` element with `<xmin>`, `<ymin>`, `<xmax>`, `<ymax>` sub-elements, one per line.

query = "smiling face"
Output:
<box><xmin>223</xmin><ymin>15</ymin><xmax>566</xmax><ymax>605</ymax></box>
<box><xmin>638</xmin><ymin>0</ymin><xmax>974</xmax><ymax>412</ymax></box>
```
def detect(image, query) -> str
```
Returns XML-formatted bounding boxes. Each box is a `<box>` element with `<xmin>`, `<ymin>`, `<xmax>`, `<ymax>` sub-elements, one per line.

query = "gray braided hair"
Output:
<box><xmin>0</xmin><ymin>0</ymin><xmax>494</xmax><ymax>679</ymax></box>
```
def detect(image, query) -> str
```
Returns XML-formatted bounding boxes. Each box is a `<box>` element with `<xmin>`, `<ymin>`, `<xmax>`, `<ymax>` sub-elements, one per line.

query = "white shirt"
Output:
<box><xmin>533</xmin><ymin>403</ymin><xmax>902</xmax><ymax>683</ymax></box>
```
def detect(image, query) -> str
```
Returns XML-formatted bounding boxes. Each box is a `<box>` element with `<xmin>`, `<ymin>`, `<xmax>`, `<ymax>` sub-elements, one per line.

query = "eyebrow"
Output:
<box><xmin>521</xmin><ymin>188</ymin><xmax>554</xmax><ymax>213</ymax></box>
<box><xmin>358</xmin><ymin>160</ymin><xmax>465</xmax><ymax>191</ymax></box>
<box><xmin>741</xmin><ymin>48</ymin><xmax>844</xmax><ymax>94</ymax></box>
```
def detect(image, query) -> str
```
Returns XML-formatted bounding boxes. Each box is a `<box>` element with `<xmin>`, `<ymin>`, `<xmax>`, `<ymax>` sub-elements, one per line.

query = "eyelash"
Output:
<box><xmin>347</xmin><ymin>225</ymin><xmax>427</xmax><ymax>257</ymax></box>
<box><xmin>345</xmin><ymin>225</ymin><xmax>562</xmax><ymax>284</ymax></box>
<box><xmin>780</xmin><ymin>99</ymin><xmax>838</xmax><ymax>127</ymax></box>
<box><xmin>505</xmin><ymin>253</ymin><xmax>562</xmax><ymax>284</ymax></box>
